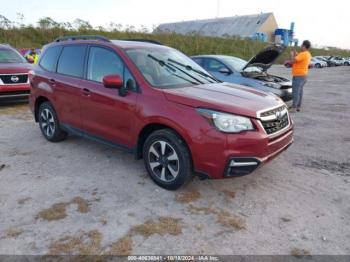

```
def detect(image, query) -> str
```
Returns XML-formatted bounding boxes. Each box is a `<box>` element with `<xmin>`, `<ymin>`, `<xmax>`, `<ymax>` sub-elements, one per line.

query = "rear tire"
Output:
<box><xmin>315</xmin><ymin>63</ymin><xmax>321</xmax><ymax>68</ymax></box>
<box><xmin>38</xmin><ymin>102</ymin><xmax>67</xmax><ymax>142</ymax></box>
<box><xmin>142</xmin><ymin>129</ymin><xmax>192</xmax><ymax>190</ymax></box>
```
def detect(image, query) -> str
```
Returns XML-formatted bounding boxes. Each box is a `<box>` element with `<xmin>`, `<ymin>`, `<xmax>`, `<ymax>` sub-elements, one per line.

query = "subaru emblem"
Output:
<box><xmin>275</xmin><ymin>111</ymin><xmax>282</xmax><ymax>120</ymax></box>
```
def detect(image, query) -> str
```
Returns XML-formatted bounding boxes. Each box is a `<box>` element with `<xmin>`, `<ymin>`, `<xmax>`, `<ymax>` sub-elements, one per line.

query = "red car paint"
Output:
<box><xmin>29</xmin><ymin>39</ymin><xmax>293</xmax><ymax>180</ymax></box>
<box><xmin>0</xmin><ymin>45</ymin><xmax>32</xmax><ymax>100</ymax></box>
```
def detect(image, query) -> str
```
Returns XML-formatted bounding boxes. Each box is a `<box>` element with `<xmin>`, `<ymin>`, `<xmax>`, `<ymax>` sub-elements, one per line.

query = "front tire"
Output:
<box><xmin>142</xmin><ymin>129</ymin><xmax>192</xmax><ymax>190</ymax></box>
<box><xmin>38</xmin><ymin>102</ymin><xmax>67</xmax><ymax>142</ymax></box>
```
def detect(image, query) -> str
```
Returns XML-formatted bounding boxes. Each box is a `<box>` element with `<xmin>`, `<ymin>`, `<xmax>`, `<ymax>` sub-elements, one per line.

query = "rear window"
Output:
<box><xmin>39</xmin><ymin>46</ymin><xmax>62</xmax><ymax>72</ymax></box>
<box><xmin>57</xmin><ymin>45</ymin><xmax>87</xmax><ymax>78</ymax></box>
<box><xmin>0</xmin><ymin>48</ymin><xmax>26</xmax><ymax>63</ymax></box>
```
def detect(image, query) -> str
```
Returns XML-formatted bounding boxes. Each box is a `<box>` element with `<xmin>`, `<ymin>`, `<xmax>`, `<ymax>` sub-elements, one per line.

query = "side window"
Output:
<box><xmin>39</xmin><ymin>46</ymin><xmax>62</xmax><ymax>72</ymax></box>
<box><xmin>124</xmin><ymin>67</ymin><xmax>137</xmax><ymax>92</ymax></box>
<box><xmin>57</xmin><ymin>45</ymin><xmax>87</xmax><ymax>78</ymax></box>
<box><xmin>87</xmin><ymin>47</ymin><xmax>124</xmax><ymax>83</ymax></box>
<box><xmin>205</xmin><ymin>59</ymin><xmax>228</xmax><ymax>72</ymax></box>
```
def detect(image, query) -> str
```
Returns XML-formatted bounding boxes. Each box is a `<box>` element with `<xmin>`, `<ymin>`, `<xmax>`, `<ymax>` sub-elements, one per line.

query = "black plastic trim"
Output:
<box><xmin>60</xmin><ymin>124</ymin><xmax>135</xmax><ymax>154</ymax></box>
<box><xmin>223</xmin><ymin>157</ymin><xmax>261</xmax><ymax>177</ymax></box>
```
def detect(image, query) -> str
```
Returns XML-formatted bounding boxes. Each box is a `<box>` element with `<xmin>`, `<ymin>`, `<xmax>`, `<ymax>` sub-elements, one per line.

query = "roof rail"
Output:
<box><xmin>123</xmin><ymin>39</ymin><xmax>163</xmax><ymax>45</ymax></box>
<box><xmin>54</xmin><ymin>35</ymin><xmax>111</xmax><ymax>43</ymax></box>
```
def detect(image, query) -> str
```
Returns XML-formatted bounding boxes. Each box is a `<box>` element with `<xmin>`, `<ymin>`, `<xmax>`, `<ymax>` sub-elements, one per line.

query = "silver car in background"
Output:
<box><xmin>310</xmin><ymin>57</ymin><xmax>327</xmax><ymax>68</ymax></box>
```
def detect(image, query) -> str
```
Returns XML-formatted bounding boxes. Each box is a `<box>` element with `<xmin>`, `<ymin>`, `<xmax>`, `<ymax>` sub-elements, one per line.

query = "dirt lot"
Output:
<box><xmin>0</xmin><ymin>66</ymin><xmax>349</xmax><ymax>256</ymax></box>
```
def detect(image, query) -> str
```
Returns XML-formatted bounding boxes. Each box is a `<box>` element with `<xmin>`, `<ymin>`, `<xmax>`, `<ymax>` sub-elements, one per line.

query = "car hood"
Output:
<box><xmin>163</xmin><ymin>82</ymin><xmax>284</xmax><ymax>118</ymax></box>
<box><xmin>0</xmin><ymin>63</ymin><xmax>32</xmax><ymax>74</ymax></box>
<box><xmin>242</xmin><ymin>44</ymin><xmax>286</xmax><ymax>71</ymax></box>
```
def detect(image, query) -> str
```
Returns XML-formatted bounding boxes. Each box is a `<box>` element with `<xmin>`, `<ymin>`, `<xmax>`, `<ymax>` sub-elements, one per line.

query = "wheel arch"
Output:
<box><xmin>136</xmin><ymin>121</ymin><xmax>193</xmax><ymax>163</ymax></box>
<box><xmin>34</xmin><ymin>96</ymin><xmax>51</xmax><ymax>122</ymax></box>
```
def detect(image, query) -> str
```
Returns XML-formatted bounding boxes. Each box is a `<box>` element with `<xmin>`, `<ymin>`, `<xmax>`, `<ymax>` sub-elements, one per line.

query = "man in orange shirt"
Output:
<box><xmin>290</xmin><ymin>40</ymin><xmax>312</xmax><ymax>112</ymax></box>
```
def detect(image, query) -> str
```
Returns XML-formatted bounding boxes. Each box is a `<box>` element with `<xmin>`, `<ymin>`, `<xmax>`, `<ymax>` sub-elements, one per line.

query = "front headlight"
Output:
<box><xmin>263</xmin><ymin>82</ymin><xmax>280</xmax><ymax>89</ymax></box>
<box><xmin>197</xmin><ymin>108</ymin><xmax>254</xmax><ymax>133</ymax></box>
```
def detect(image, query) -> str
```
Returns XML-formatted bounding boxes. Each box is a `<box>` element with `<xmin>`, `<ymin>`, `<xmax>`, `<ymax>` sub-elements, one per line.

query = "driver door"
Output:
<box><xmin>80</xmin><ymin>46</ymin><xmax>138</xmax><ymax>148</ymax></box>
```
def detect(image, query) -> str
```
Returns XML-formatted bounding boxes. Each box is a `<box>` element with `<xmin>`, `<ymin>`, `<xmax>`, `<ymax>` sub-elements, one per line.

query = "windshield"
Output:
<box><xmin>220</xmin><ymin>56</ymin><xmax>262</xmax><ymax>73</ymax></box>
<box><xmin>0</xmin><ymin>48</ymin><xmax>27</xmax><ymax>63</ymax></box>
<box><xmin>220</xmin><ymin>56</ymin><xmax>247</xmax><ymax>71</ymax></box>
<box><xmin>126</xmin><ymin>47</ymin><xmax>213</xmax><ymax>88</ymax></box>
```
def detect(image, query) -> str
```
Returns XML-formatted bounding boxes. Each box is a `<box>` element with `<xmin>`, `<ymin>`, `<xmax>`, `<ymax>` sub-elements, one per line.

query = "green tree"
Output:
<box><xmin>60</xmin><ymin>22</ymin><xmax>73</xmax><ymax>31</ymax></box>
<box><xmin>109</xmin><ymin>22</ymin><xmax>122</xmax><ymax>32</ymax></box>
<box><xmin>73</xmin><ymin>19</ymin><xmax>93</xmax><ymax>31</ymax></box>
<box><xmin>16</xmin><ymin>13</ymin><xmax>25</xmax><ymax>28</ymax></box>
<box><xmin>38</xmin><ymin>17</ymin><xmax>58</xmax><ymax>30</ymax></box>
<box><xmin>0</xmin><ymin>15</ymin><xmax>13</xmax><ymax>29</ymax></box>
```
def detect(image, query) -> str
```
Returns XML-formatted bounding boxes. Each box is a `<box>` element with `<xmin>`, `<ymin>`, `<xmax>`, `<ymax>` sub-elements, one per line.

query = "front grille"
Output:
<box><xmin>0</xmin><ymin>74</ymin><xmax>28</xmax><ymax>84</ymax></box>
<box><xmin>259</xmin><ymin>106</ymin><xmax>289</xmax><ymax>135</ymax></box>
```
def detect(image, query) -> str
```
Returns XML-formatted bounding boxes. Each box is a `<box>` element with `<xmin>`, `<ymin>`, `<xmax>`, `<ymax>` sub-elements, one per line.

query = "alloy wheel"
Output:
<box><xmin>148</xmin><ymin>140</ymin><xmax>180</xmax><ymax>182</ymax></box>
<box><xmin>40</xmin><ymin>108</ymin><xmax>55</xmax><ymax>137</ymax></box>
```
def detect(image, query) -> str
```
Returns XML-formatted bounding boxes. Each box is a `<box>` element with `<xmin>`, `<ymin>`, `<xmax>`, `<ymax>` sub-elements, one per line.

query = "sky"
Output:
<box><xmin>1</xmin><ymin>0</ymin><xmax>349</xmax><ymax>49</ymax></box>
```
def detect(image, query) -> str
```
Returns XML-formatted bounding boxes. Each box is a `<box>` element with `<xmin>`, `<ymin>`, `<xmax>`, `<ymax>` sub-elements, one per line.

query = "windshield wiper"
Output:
<box><xmin>167</xmin><ymin>58</ymin><xmax>220</xmax><ymax>83</ymax></box>
<box><xmin>148</xmin><ymin>54</ymin><xmax>202</xmax><ymax>85</ymax></box>
<box><xmin>164</xmin><ymin>60</ymin><xmax>204</xmax><ymax>84</ymax></box>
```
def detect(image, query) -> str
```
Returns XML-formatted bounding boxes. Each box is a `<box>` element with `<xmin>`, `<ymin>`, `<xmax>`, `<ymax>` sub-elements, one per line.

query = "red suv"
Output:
<box><xmin>29</xmin><ymin>35</ymin><xmax>293</xmax><ymax>190</ymax></box>
<box><xmin>0</xmin><ymin>44</ymin><xmax>32</xmax><ymax>101</ymax></box>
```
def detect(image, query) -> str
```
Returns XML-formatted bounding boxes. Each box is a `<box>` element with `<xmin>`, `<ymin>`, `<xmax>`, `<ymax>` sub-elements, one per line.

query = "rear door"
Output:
<box><xmin>80</xmin><ymin>45</ymin><xmax>138</xmax><ymax>148</ymax></box>
<box><xmin>54</xmin><ymin>45</ymin><xmax>87</xmax><ymax>129</ymax></box>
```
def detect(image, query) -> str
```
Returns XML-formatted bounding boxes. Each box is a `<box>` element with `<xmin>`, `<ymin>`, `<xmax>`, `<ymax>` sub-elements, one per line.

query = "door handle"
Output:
<box><xmin>82</xmin><ymin>88</ymin><xmax>91</xmax><ymax>96</ymax></box>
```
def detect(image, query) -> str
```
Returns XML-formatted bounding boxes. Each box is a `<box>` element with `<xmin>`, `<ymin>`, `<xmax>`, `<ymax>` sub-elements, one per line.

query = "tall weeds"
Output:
<box><xmin>1</xmin><ymin>27</ymin><xmax>349</xmax><ymax>63</ymax></box>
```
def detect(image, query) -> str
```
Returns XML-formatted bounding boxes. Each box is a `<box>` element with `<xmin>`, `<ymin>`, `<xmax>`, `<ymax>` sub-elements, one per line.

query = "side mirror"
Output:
<box><xmin>219</xmin><ymin>67</ymin><xmax>232</xmax><ymax>74</ymax></box>
<box><xmin>103</xmin><ymin>75</ymin><xmax>123</xmax><ymax>89</ymax></box>
<box><xmin>118</xmin><ymin>79</ymin><xmax>135</xmax><ymax>97</ymax></box>
<box><xmin>126</xmin><ymin>79</ymin><xmax>136</xmax><ymax>91</ymax></box>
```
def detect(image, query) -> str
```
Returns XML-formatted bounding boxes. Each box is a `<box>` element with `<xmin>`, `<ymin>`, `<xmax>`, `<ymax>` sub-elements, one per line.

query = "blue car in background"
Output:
<box><xmin>192</xmin><ymin>44</ymin><xmax>293</xmax><ymax>101</ymax></box>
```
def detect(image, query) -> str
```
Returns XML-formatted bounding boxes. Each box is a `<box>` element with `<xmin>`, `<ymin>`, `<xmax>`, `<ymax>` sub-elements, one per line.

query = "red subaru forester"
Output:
<box><xmin>0</xmin><ymin>44</ymin><xmax>32</xmax><ymax>101</ymax></box>
<box><xmin>29</xmin><ymin>35</ymin><xmax>293</xmax><ymax>190</ymax></box>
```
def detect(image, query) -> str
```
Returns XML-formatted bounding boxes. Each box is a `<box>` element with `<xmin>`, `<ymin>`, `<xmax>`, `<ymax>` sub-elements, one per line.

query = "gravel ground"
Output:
<box><xmin>0</xmin><ymin>65</ymin><xmax>349</xmax><ymax>256</ymax></box>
